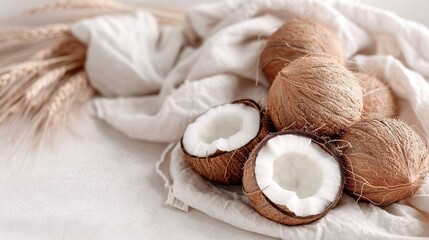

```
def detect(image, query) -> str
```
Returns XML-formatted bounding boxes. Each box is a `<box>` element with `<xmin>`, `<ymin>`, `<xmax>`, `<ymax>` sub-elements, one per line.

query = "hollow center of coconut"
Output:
<box><xmin>255</xmin><ymin>135</ymin><xmax>341</xmax><ymax>217</ymax></box>
<box><xmin>182</xmin><ymin>103</ymin><xmax>260</xmax><ymax>157</ymax></box>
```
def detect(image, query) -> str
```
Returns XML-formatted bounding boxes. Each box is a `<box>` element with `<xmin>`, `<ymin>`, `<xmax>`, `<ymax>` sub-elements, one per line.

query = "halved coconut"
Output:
<box><xmin>243</xmin><ymin>131</ymin><xmax>344</xmax><ymax>225</ymax></box>
<box><xmin>181</xmin><ymin>99</ymin><xmax>269</xmax><ymax>185</ymax></box>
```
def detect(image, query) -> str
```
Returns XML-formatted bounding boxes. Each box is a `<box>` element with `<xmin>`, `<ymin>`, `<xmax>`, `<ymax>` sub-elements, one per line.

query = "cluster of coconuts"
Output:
<box><xmin>181</xmin><ymin>19</ymin><xmax>429</xmax><ymax>226</ymax></box>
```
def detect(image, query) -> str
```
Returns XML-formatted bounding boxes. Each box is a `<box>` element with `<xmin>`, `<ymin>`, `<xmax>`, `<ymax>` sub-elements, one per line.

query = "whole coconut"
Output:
<box><xmin>354</xmin><ymin>72</ymin><xmax>397</xmax><ymax>118</ymax></box>
<box><xmin>260</xmin><ymin>19</ymin><xmax>344</xmax><ymax>84</ymax></box>
<box><xmin>268</xmin><ymin>55</ymin><xmax>363</xmax><ymax>136</ymax></box>
<box><xmin>340</xmin><ymin>117</ymin><xmax>429</xmax><ymax>205</ymax></box>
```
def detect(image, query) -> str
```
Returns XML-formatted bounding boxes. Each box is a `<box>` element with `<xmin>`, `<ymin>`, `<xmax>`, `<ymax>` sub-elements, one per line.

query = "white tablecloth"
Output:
<box><xmin>0</xmin><ymin>104</ymin><xmax>274</xmax><ymax>240</ymax></box>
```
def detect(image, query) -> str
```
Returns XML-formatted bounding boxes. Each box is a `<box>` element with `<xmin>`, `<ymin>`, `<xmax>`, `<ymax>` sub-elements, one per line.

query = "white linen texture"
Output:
<box><xmin>71</xmin><ymin>0</ymin><xmax>429</xmax><ymax>239</ymax></box>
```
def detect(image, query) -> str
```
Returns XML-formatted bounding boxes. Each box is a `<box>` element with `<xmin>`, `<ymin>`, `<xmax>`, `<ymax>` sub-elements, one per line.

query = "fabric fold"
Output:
<box><xmin>93</xmin><ymin>75</ymin><xmax>267</xmax><ymax>142</ymax></box>
<box><xmin>72</xmin><ymin>11</ymin><xmax>184</xmax><ymax>97</ymax></box>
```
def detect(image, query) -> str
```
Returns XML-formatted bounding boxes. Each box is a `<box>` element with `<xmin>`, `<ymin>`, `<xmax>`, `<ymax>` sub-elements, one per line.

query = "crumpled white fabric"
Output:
<box><xmin>70</xmin><ymin>0</ymin><xmax>429</xmax><ymax>239</ymax></box>
<box><xmin>72</xmin><ymin>11</ymin><xmax>184</xmax><ymax>97</ymax></box>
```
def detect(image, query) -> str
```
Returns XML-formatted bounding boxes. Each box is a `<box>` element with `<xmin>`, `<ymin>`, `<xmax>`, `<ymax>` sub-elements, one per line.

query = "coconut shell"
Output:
<box><xmin>268</xmin><ymin>56</ymin><xmax>363</xmax><ymax>136</ymax></box>
<box><xmin>340</xmin><ymin>117</ymin><xmax>429</xmax><ymax>205</ymax></box>
<box><xmin>354</xmin><ymin>72</ymin><xmax>397</xmax><ymax>118</ymax></box>
<box><xmin>181</xmin><ymin>99</ymin><xmax>270</xmax><ymax>185</ymax></box>
<box><xmin>260</xmin><ymin>19</ymin><xmax>344</xmax><ymax>84</ymax></box>
<box><xmin>242</xmin><ymin>130</ymin><xmax>345</xmax><ymax>225</ymax></box>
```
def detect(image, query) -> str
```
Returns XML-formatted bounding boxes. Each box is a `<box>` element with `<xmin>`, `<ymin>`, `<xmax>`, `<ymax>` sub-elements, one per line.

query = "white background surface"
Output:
<box><xmin>1</xmin><ymin>0</ymin><xmax>429</xmax><ymax>27</ymax></box>
<box><xmin>0</xmin><ymin>1</ymin><xmax>428</xmax><ymax>240</ymax></box>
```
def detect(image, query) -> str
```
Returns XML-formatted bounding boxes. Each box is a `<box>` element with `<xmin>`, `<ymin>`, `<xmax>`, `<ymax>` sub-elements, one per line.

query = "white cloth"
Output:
<box><xmin>70</xmin><ymin>0</ymin><xmax>429</xmax><ymax>239</ymax></box>
<box><xmin>72</xmin><ymin>12</ymin><xmax>185</xmax><ymax>97</ymax></box>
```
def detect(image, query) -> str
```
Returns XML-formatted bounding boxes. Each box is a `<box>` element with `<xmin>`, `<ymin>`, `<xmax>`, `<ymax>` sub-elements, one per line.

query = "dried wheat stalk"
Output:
<box><xmin>0</xmin><ymin>24</ymin><xmax>70</xmax><ymax>42</ymax></box>
<box><xmin>26</xmin><ymin>0</ymin><xmax>132</xmax><ymax>15</ymax></box>
<box><xmin>25</xmin><ymin>63</ymin><xmax>80</xmax><ymax>102</ymax></box>
<box><xmin>38</xmin><ymin>70</ymin><xmax>94</xmax><ymax>129</ymax></box>
<box><xmin>0</xmin><ymin>35</ymin><xmax>86</xmax><ymax>126</ymax></box>
<box><xmin>0</xmin><ymin>36</ymin><xmax>83</xmax><ymax>68</ymax></box>
<box><xmin>0</xmin><ymin>49</ymin><xmax>85</xmax><ymax>113</ymax></box>
<box><xmin>31</xmin><ymin>39</ymin><xmax>81</xmax><ymax>60</ymax></box>
<box><xmin>0</xmin><ymin>65</ymin><xmax>69</xmax><ymax>123</ymax></box>
<box><xmin>0</xmin><ymin>55</ymin><xmax>82</xmax><ymax>90</ymax></box>
<box><xmin>0</xmin><ymin>61</ymin><xmax>51</xmax><ymax>88</ymax></box>
<box><xmin>22</xmin><ymin>0</ymin><xmax>183</xmax><ymax>26</ymax></box>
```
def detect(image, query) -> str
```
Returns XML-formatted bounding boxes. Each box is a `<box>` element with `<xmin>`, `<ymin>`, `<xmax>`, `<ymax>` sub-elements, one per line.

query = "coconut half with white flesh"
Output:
<box><xmin>243</xmin><ymin>131</ymin><xmax>344</xmax><ymax>225</ymax></box>
<box><xmin>181</xmin><ymin>99</ymin><xmax>269</xmax><ymax>185</ymax></box>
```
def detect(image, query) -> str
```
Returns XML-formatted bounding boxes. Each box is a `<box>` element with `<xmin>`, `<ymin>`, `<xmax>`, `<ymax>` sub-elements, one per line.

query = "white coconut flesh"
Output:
<box><xmin>255</xmin><ymin>135</ymin><xmax>342</xmax><ymax>217</ymax></box>
<box><xmin>182</xmin><ymin>103</ymin><xmax>260</xmax><ymax>157</ymax></box>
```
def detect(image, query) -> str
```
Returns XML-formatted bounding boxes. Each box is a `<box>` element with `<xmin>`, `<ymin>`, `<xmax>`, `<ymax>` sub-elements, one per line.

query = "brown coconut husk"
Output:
<box><xmin>354</xmin><ymin>72</ymin><xmax>397</xmax><ymax>118</ymax></box>
<box><xmin>260</xmin><ymin>19</ymin><xmax>344</xmax><ymax>84</ymax></box>
<box><xmin>339</xmin><ymin>117</ymin><xmax>429</xmax><ymax>205</ymax></box>
<box><xmin>268</xmin><ymin>55</ymin><xmax>363</xmax><ymax>136</ymax></box>
<box><xmin>242</xmin><ymin>130</ymin><xmax>345</xmax><ymax>225</ymax></box>
<box><xmin>181</xmin><ymin>99</ymin><xmax>270</xmax><ymax>185</ymax></box>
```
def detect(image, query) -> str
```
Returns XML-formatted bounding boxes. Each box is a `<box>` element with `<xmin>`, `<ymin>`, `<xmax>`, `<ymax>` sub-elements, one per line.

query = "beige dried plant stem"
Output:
<box><xmin>0</xmin><ymin>38</ymin><xmax>86</xmax><ymax>133</ymax></box>
<box><xmin>0</xmin><ymin>39</ymin><xmax>70</xmax><ymax>65</ymax></box>
<box><xmin>0</xmin><ymin>61</ymin><xmax>50</xmax><ymax>88</ymax></box>
<box><xmin>31</xmin><ymin>38</ymin><xmax>82</xmax><ymax>60</ymax></box>
<box><xmin>0</xmin><ymin>24</ymin><xmax>70</xmax><ymax>42</ymax></box>
<box><xmin>0</xmin><ymin>60</ymin><xmax>85</xmax><ymax>121</ymax></box>
<box><xmin>37</xmin><ymin>71</ymin><xmax>94</xmax><ymax>133</ymax></box>
<box><xmin>25</xmin><ymin>62</ymin><xmax>81</xmax><ymax>102</ymax></box>
<box><xmin>22</xmin><ymin>0</ymin><xmax>183</xmax><ymax>26</ymax></box>
<box><xmin>0</xmin><ymin>36</ymin><xmax>76</xmax><ymax>68</ymax></box>
<box><xmin>0</xmin><ymin>65</ymin><xmax>74</xmax><ymax>124</ymax></box>
<box><xmin>0</xmin><ymin>55</ymin><xmax>81</xmax><ymax>95</ymax></box>
<box><xmin>26</xmin><ymin>0</ymin><xmax>133</xmax><ymax>15</ymax></box>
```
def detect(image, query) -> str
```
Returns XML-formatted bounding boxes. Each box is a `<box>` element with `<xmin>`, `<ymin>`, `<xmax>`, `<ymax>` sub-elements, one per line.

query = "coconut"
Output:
<box><xmin>268</xmin><ymin>55</ymin><xmax>363</xmax><ymax>136</ymax></box>
<box><xmin>260</xmin><ymin>19</ymin><xmax>344</xmax><ymax>84</ymax></box>
<box><xmin>354</xmin><ymin>72</ymin><xmax>397</xmax><ymax>118</ymax></box>
<box><xmin>243</xmin><ymin>130</ymin><xmax>344</xmax><ymax>225</ymax></box>
<box><xmin>339</xmin><ymin>117</ymin><xmax>429</xmax><ymax>205</ymax></box>
<box><xmin>181</xmin><ymin>99</ymin><xmax>269</xmax><ymax>185</ymax></box>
